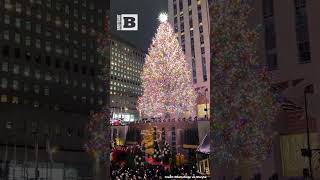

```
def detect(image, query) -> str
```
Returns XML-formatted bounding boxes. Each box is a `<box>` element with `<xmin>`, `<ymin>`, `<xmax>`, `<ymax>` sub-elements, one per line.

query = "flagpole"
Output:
<box><xmin>23</xmin><ymin>118</ymin><xmax>28</xmax><ymax>180</ymax></box>
<box><xmin>33</xmin><ymin>119</ymin><xmax>39</xmax><ymax>180</ymax></box>
<box><xmin>46</xmin><ymin>138</ymin><xmax>49</xmax><ymax>180</ymax></box>
<box><xmin>13</xmin><ymin>135</ymin><xmax>17</xmax><ymax>180</ymax></box>
<box><xmin>23</xmin><ymin>143</ymin><xmax>27</xmax><ymax>180</ymax></box>
<box><xmin>304</xmin><ymin>85</ymin><xmax>313</xmax><ymax>179</ymax></box>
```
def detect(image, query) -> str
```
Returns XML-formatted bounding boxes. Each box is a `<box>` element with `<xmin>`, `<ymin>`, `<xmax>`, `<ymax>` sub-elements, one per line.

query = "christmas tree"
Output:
<box><xmin>142</xmin><ymin>129</ymin><xmax>155</xmax><ymax>155</ymax></box>
<box><xmin>137</xmin><ymin>13</ymin><xmax>196</xmax><ymax>118</ymax></box>
<box><xmin>210</xmin><ymin>0</ymin><xmax>279</xmax><ymax>166</ymax></box>
<box><xmin>162</xmin><ymin>142</ymin><xmax>171</xmax><ymax>164</ymax></box>
<box><xmin>135</xmin><ymin>145</ymin><xmax>146</xmax><ymax>166</ymax></box>
<box><xmin>153</xmin><ymin>140</ymin><xmax>162</xmax><ymax>162</ymax></box>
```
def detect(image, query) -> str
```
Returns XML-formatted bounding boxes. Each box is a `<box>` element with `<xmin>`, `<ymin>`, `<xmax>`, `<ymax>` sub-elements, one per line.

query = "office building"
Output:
<box><xmin>0</xmin><ymin>0</ymin><xmax>109</xmax><ymax>179</ymax></box>
<box><xmin>110</xmin><ymin>35</ymin><xmax>145</xmax><ymax>122</ymax></box>
<box><xmin>168</xmin><ymin>0</ymin><xmax>210</xmax><ymax>118</ymax></box>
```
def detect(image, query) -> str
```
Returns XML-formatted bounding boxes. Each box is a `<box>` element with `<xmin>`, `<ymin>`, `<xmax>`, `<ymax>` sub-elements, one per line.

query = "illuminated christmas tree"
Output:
<box><xmin>135</xmin><ymin>145</ymin><xmax>146</xmax><ymax>166</ymax></box>
<box><xmin>210</xmin><ymin>0</ymin><xmax>279</xmax><ymax>166</ymax></box>
<box><xmin>153</xmin><ymin>140</ymin><xmax>162</xmax><ymax>162</ymax></box>
<box><xmin>142</xmin><ymin>129</ymin><xmax>155</xmax><ymax>155</ymax></box>
<box><xmin>137</xmin><ymin>13</ymin><xmax>196</xmax><ymax>118</ymax></box>
<box><xmin>162</xmin><ymin>142</ymin><xmax>171</xmax><ymax>164</ymax></box>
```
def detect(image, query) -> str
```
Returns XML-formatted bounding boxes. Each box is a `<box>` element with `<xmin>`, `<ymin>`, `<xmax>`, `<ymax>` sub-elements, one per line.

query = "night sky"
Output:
<box><xmin>110</xmin><ymin>0</ymin><xmax>168</xmax><ymax>51</ymax></box>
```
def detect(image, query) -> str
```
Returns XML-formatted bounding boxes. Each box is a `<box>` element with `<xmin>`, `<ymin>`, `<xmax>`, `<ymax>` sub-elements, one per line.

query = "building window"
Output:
<box><xmin>35</xmin><ymin>39</ymin><xmax>41</xmax><ymax>48</ymax></box>
<box><xmin>98</xmin><ymin>98</ymin><xmax>103</xmax><ymax>105</ymax></box>
<box><xmin>45</xmin><ymin>72</ymin><xmax>52</xmax><ymax>81</ymax></box>
<box><xmin>33</xmin><ymin>101</ymin><xmax>39</xmax><ymax>108</ymax></box>
<box><xmin>263</xmin><ymin>0</ymin><xmax>278</xmax><ymax>70</ymax></box>
<box><xmin>56</xmin><ymin>2</ymin><xmax>61</xmax><ymax>11</ymax></box>
<box><xmin>199</xmin><ymin>25</ymin><xmax>203</xmax><ymax>33</ymax></box>
<box><xmin>45</xmin><ymin>41</ymin><xmax>51</xmax><ymax>52</ymax></box>
<box><xmin>264</xmin><ymin>19</ymin><xmax>276</xmax><ymax>50</ymax></box>
<box><xmin>200</xmin><ymin>34</ymin><xmax>204</xmax><ymax>44</ymax></box>
<box><xmin>198</xmin><ymin>12</ymin><xmax>202</xmax><ymax>23</ymax></box>
<box><xmin>2</xmin><ymin>62</ymin><xmax>8</xmax><ymax>72</ymax></box>
<box><xmin>263</xmin><ymin>0</ymin><xmax>274</xmax><ymax>18</ymax></box>
<box><xmin>35</xmin><ymin>55</ymin><xmax>41</xmax><ymax>64</ymax></box>
<box><xmin>13</xmin><ymin>80</ymin><xmax>19</xmax><ymax>90</ymax></box>
<box><xmin>179</xmin><ymin>0</ymin><xmax>183</xmax><ymax>12</ymax></box>
<box><xmin>81</xmin><ymin>97</ymin><xmax>87</xmax><ymax>104</ymax></box>
<box><xmin>26</xmin><ymin>6</ymin><xmax>31</xmax><ymax>16</ymax></box>
<box><xmin>192</xmin><ymin>58</ymin><xmax>197</xmax><ymax>84</ymax></box>
<box><xmin>55</xmin><ymin>17</ymin><xmax>61</xmax><ymax>26</ymax></box>
<box><xmin>73</xmin><ymin>64</ymin><xmax>79</xmax><ymax>72</ymax></box>
<box><xmin>3</xmin><ymin>30</ymin><xmax>10</xmax><ymax>40</ymax></box>
<box><xmin>82</xmin><ymin>52</ymin><xmax>87</xmax><ymax>61</ymax></box>
<box><xmin>266</xmin><ymin>53</ymin><xmax>278</xmax><ymax>70</ymax></box>
<box><xmin>24</xmin><ymin>67</ymin><xmax>30</xmax><ymax>76</ymax></box>
<box><xmin>14</xmin><ymin>33</ymin><xmax>21</xmax><ymax>44</ymax></box>
<box><xmin>181</xmin><ymin>34</ymin><xmax>185</xmax><ymax>44</ymax></box>
<box><xmin>23</xmin><ymin>83</ymin><xmax>29</xmax><ymax>92</ymax></box>
<box><xmin>26</xmin><ymin>21</ymin><xmax>31</xmax><ymax>31</ymax></box>
<box><xmin>14</xmin><ymin>48</ymin><xmax>20</xmax><ymax>59</ymax></box>
<box><xmin>36</xmin><ymin>24</ymin><xmax>41</xmax><ymax>33</ymax></box>
<box><xmin>90</xmin><ymin>83</ymin><xmax>95</xmax><ymax>91</ymax></box>
<box><xmin>90</xmin><ymin>97</ymin><xmax>94</xmax><ymax>104</ymax></box>
<box><xmin>4</xmin><ymin>0</ymin><xmax>12</xmax><ymax>10</ymax></box>
<box><xmin>201</xmin><ymin>56</ymin><xmax>207</xmax><ymax>82</ymax></box>
<box><xmin>12</xmin><ymin>96</ymin><xmax>19</xmax><ymax>104</ymax></box>
<box><xmin>45</xmin><ymin>56</ymin><xmax>51</xmax><ymax>66</ymax></box>
<box><xmin>189</xmin><ymin>17</ymin><xmax>193</xmax><ymax>28</ymax></box>
<box><xmin>82</xmin><ymin>66</ymin><xmax>87</xmax><ymax>74</ymax></box>
<box><xmin>13</xmin><ymin>64</ymin><xmax>19</xmax><ymax>74</ymax></box>
<box><xmin>294</xmin><ymin>0</ymin><xmax>311</xmax><ymax>63</ymax></box>
<box><xmin>15</xmin><ymin>18</ymin><xmax>21</xmax><ymax>28</ymax></box>
<box><xmin>44</xmin><ymin>87</ymin><xmax>49</xmax><ymax>95</ymax></box>
<box><xmin>16</xmin><ymin>2</ymin><xmax>22</xmax><ymax>13</ymax></box>
<box><xmin>35</xmin><ymin>70</ymin><xmax>41</xmax><ymax>79</ymax></box>
<box><xmin>1</xmin><ymin>95</ymin><xmax>8</xmax><ymax>103</ymax></box>
<box><xmin>65</xmin><ymin>5</ymin><xmax>70</xmax><ymax>14</ymax></box>
<box><xmin>82</xmin><ymin>82</ymin><xmax>87</xmax><ymax>88</ymax></box>
<box><xmin>180</xmin><ymin>22</ymin><xmax>184</xmax><ymax>33</ymax></box>
<box><xmin>4</xmin><ymin>15</ymin><xmax>10</xmax><ymax>24</ymax></box>
<box><xmin>201</xmin><ymin>47</ymin><xmax>205</xmax><ymax>54</ymax></box>
<box><xmin>180</xmin><ymin>15</ymin><xmax>184</xmax><ymax>23</ymax></box>
<box><xmin>1</xmin><ymin>78</ymin><xmax>8</xmax><ymax>89</ymax></box>
<box><xmin>46</xmin><ymin>0</ymin><xmax>51</xmax><ymax>7</ymax></box>
<box><xmin>25</xmin><ymin>51</ymin><xmax>31</xmax><ymax>61</ymax></box>
<box><xmin>25</xmin><ymin>36</ymin><xmax>31</xmax><ymax>46</ymax></box>
<box><xmin>188</xmin><ymin>0</ymin><xmax>192</xmax><ymax>6</ymax></box>
<box><xmin>74</xmin><ymin>9</ymin><xmax>78</xmax><ymax>17</ymax></box>
<box><xmin>34</xmin><ymin>85</ymin><xmax>40</xmax><ymax>94</ymax></box>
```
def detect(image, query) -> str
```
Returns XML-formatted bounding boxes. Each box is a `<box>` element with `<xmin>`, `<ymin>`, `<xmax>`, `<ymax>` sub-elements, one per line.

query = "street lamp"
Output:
<box><xmin>204</xmin><ymin>88</ymin><xmax>209</xmax><ymax>120</ymax></box>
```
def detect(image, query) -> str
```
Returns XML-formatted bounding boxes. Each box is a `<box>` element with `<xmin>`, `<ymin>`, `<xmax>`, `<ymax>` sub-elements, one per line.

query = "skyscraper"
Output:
<box><xmin>110</xmin><ymin>35</ymin><xmax>145</xmax><ymax>123</ymax></box>
<box><xmin>0</xmin><ymin>0</ymin><xmax>109</xmax><ymax>178</ymax></box>
<box><xmin>168</xmin><ymin>0</ymin><xmax>210</xmax><ymax>118</ymax></box>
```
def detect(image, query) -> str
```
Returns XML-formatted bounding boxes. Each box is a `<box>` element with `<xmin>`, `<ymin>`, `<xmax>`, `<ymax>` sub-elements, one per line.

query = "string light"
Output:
<box><xmin>210</xmin><ymin>0</ymin><xmax>280</xmax><ymax>166</ymax></box>
<box><xmin>158</xmin><ymin>12</ymin><xmax>168</xmax><ymax>23</ymax></box>
<box><xmin>137</xmin><ymin>21</ymin><xmax>196</xmax><ymax>118</ymax></box>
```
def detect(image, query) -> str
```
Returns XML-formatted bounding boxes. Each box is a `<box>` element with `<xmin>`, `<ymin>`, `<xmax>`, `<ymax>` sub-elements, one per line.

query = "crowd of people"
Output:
<box><xmin>111</xmin><ymin>163</ymin><xmax>206</xmax><ymax>179</ymax></box>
